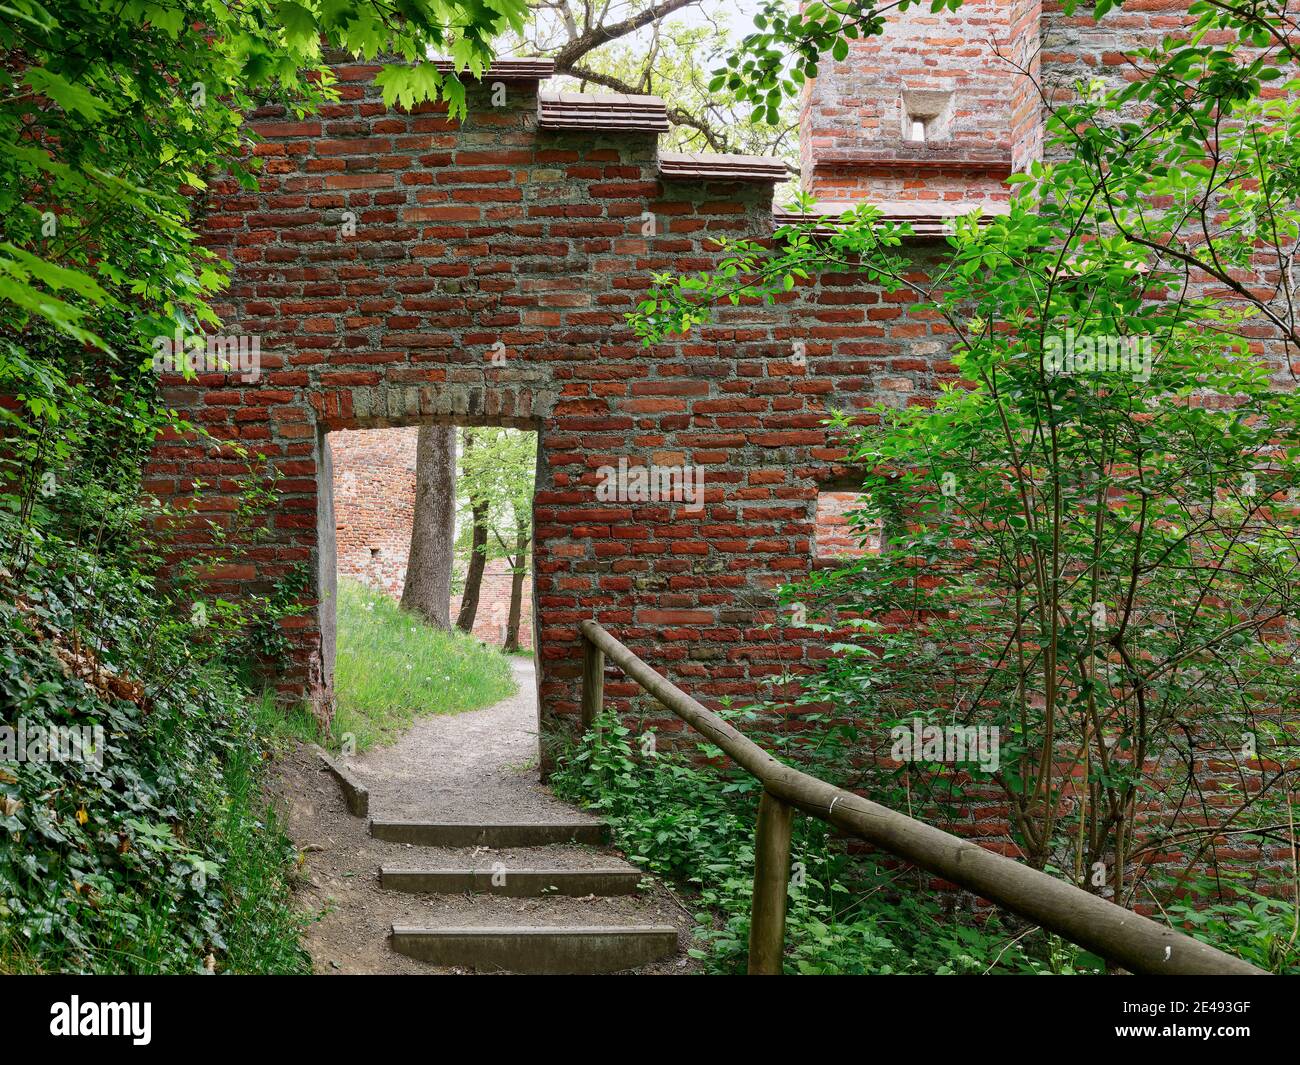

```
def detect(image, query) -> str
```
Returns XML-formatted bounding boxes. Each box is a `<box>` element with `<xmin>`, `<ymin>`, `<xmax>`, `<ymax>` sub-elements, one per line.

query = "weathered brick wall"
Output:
<box><xmin>329</xmin><ymin>425</ymin><xmax>534</xmax><ymax>648</ymax></box>
<box><xmin>146</xmin><ymin>7</ymin><xmax>1037</xmax><ymax>769</ymax></box>
<box><xmin>799</xmin><ymin>0</ymin><xmax>1041</xmax><ymax>211</ymax></box>
<box><xmin>155</xmin><ymin>63</ymin><xmax>969</xmax><ymax>765</ymax></box>
<box><xmin>452</xmin><ymin>563</ymin><xmax>534</xmax><ymax>650</ymax></box>
<box><xmin>331</xmin><ymin>427</ymin><xmax>417</xmax><ymax>595</ymax></box>
<box><xmin>147</xmin><ymin>4</ymin><xmax>1295</xmax><ymax>893</ymax></box>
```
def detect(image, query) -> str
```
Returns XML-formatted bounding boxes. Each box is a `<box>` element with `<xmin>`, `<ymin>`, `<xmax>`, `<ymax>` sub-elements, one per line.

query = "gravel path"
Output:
<box><xmin>271</xmin><ymin>657</ymin><xmax>697</xmax><ymax>974</ymax></box>
<box><xmin>346</xmin><ymin>658</ymin><xmax>596</xmax><ymax>824</ymax></box>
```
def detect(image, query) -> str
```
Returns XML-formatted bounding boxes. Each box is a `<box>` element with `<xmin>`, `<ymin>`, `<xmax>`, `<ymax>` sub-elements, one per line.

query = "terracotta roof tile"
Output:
<box><xmin>431</xmin><ymin>57</ymin><xmax>555</xmax><ymax>81</ymax></box>
<box><xmin>772</xmin><ymin>200</ymin><xmax>1009</xmax><ymax>237</ymax></box>
<box><xmin>537</xmin><ymin>90</ymin><xmax>669</xmax><ymax>132</ymax></box>
<box><xmin>658</xmin><ymin>152</ymin><xmax>789</xmax><ymax>182</ymax></box>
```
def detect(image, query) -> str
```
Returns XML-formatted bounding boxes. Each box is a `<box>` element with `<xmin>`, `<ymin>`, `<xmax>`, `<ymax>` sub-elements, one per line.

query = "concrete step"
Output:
<box><xmin>389</xmin><ymin>925</ymin><xmax>679</xmax><ymax>974</ymax></box>
<box><xmin>379</xmin><ymin>866</ymin><xmax>643</xmax><ymax>897</ymax></box>
<box><xmin>369</xmin><ymin>820</ymin><xmax>607</xmax><ymax>848</ymax></box>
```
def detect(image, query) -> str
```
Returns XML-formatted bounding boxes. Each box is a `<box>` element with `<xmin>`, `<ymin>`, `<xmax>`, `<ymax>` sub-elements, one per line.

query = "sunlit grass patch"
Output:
<box><xmin>330</xmin><ymin>577</ymin><xmax>516</xmax><ymax>752</ymax></box>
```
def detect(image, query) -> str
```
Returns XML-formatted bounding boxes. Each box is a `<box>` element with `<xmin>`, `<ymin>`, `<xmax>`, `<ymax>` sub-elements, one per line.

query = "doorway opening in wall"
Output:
<box><xmin>324</xmin><ymin>423</ymin><xmax>540</xmax><ymax>768</ymax></box>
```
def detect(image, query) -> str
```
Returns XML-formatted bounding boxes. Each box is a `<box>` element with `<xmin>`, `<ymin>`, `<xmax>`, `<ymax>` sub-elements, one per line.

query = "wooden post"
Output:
<box><xmin>747</xmin><ymin>790</ymin><xmax>794</xmax><ymax>975</ymax></box>
<box><xmin>580</xmin><ymin>634</ymin><xmax>604</xmax><ymax>729</ymax></box>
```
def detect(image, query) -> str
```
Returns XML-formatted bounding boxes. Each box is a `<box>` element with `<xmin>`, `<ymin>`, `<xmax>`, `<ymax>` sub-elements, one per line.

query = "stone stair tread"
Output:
<box><xmin>364</xmin><ymin>840</ymin><xmax>631</xmax><ymax>868</ymax></box>
<box><xmin>370</xmin><ymin>820</ymin><xmax>608</xmax><ymax>847</ymax></box>
<box><xmin>380</xmin><ymin>865</ymin><xmax>644</xmax><ymax>896</ymax></box>
<box><xmin>389</xmin><ymin>923</ymin><xmax>680</xmax><ymax>974</ymax></box>
<box><xmin>393</xmin><ymin>923</ymin><xmax>677</xmax><ymax>934</ymax></box>
<box><xmin>372</xmin><ymin>817</ymin><xmax>602</xmax><ymax>825</ymax></box>
<box><xmin>376</xmin><ymin>891</ymin><xmax>682</xmax><ymax>927</ymax></box>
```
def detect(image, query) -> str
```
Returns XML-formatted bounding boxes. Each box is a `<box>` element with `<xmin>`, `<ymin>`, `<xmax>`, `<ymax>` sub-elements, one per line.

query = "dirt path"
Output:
<box><xmin>271</xmin><ymin>657</ymin><xmax>697</xmax><ymax>974</ymax></box>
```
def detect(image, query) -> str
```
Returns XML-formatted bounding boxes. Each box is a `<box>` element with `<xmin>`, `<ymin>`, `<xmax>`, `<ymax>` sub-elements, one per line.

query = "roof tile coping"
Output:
<box><xmin>812</xmin><ymin>146</ymin><xmax>1015</xmax><ymax>176</ymax></box>
<box><xmin>431</xmin><ymin>57</ymin><xmax>555</xmax><ymax>81</ymax></box>
<box><xmin>537</xmin><ymin>89</ymin><xmax>669</xmax><ymax>133</ymax></box>
<box><xmin>658</xmin><ymin>151</ymin><xmax>789</xmax><ymax>183</ymax></box>
<box><xmin>772</xmin><ymin>200</ymin><xmax>1010</xmax><ymax>237</ymax></box>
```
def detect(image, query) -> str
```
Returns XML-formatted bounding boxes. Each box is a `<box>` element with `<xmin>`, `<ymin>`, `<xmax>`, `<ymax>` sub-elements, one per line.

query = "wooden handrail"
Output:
<box><xmin>578</xmin><ymin>620</ymin><xmax>1267</xmax><ymax>976</ymax></box>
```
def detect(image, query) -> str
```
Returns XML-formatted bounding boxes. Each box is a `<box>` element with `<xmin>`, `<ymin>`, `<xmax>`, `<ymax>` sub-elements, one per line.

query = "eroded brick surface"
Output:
<box><xmin>153</xmin><ymin>65</ymin><xmax>970</xmax><ymax>752</ymax></box>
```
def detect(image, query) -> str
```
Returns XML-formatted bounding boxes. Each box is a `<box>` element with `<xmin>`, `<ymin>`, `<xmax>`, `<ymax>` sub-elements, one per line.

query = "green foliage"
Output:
<box><xmin>1</xmin><ymin>0</ymin><xmax>524</xmax><ymax>367</ymax></box>
<box><xmin>455</xmin><ymin>426</ymin><xmax>535</xmax><ymax>574</ymax></box>
<box><xmin>506</xmin><ymin>3</ymin><xmax>797</xmax><ymax>160</ymax></box>
<box><xmin>329</xmin><ymin>577</ymin><xmax>517</xmax><ymax>752</ymax></box>
<box><xmin>1160</xmin><ymin>873</ymin><xmax>1300</xmax><ymax>975</ymax></box>
<box><xmin>632</xmin><ymin>21</ymin><xmax>1300</xmax><ymax>911</ymax></box>
<box><xmin>713</xmin><ymin>0</ymin><xmax>892</xmax><ymax>127</ymax></box>
<box><xmin>551</xmin><ymin>712</ymin><xmax>1101</xmax><ymax>974</ymax></box>
<box><xmin>0</xmin><ymin>553</ymin><xmax>310</xmax><ymax>974</ymax></box>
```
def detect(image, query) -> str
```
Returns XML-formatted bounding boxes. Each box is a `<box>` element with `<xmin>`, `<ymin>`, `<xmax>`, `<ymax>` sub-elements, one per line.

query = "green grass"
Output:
<box><xmin>216</xmin><ymin>695</ymin><xmax>315</xmax><ymax>974</ymax></box>
<box><xmin>330</xmin><ymin>577</ymin><xmax>517</xmax><ymax>752</ymax></box>
<box><xmin>254</xmin><ymin>688</ymin><xmax>325</xmax><ymax>746</ymax></box>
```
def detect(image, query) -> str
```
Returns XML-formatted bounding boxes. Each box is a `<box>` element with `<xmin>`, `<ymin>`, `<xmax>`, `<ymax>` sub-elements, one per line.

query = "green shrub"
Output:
<box><xmin>1159</xmin><ymin>874</ymin><xmax>1300</xmax><ymax>975</ymax></box>
<box><xmin>551</xmin><ymin>713</ymin><xmax>1102</xmax><ymax>975</ymax></box>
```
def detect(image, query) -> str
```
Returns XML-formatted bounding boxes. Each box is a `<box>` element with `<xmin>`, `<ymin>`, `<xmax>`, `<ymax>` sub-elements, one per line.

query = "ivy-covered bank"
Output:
<box><xmin>0</xmin><ymin>593</ymin><xmax>311</xmax><ymax>974</ymax></box>
<box><xmin>0</xmin><ymin>528</ymin><xmax>313</xmax><ymax>973</ymax></box>
<box><xmin>0</xmin><ymin>345</ymin><xmax>313</xmax><ymax>973</ymax></box>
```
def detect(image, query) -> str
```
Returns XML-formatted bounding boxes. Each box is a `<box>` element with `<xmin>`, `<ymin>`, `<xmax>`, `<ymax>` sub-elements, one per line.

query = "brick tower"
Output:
<box><xmin>799</xmin><ymin>0</ymin><xmax>1042</xmax><ymax>222</ymax></box>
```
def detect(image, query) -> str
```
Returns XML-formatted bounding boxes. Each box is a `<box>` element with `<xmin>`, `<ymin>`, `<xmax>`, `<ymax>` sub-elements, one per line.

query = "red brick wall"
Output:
<box><xmin>799</xmin><ymin>0</ymin><xmax>1041</xmax><ymax>211</ymax></box>
<box><xmin>156</xmin><ymin>65</ymin><xmax>944</xmax><ymax>753</ymax></box>
<box><xmin>331</xmin><ymin>427</ymin><xmax>417</xmax><ymax>595</ymax></box>
<box><xmin>148</xmin><ymin>1</ymin><xmax>1294</xmax><ymax>852</ymax></box>
<box><xmin>329</xmin><ymin>425</ymin><xmax>533</xmax><ymax>648</ymax></box>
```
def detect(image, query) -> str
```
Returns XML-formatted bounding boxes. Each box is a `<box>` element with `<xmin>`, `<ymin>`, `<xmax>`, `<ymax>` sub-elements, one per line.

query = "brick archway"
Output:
<box><xmin>312</xmin><ymin>394</ymin><xmax>547</xmax><ymax>746</ymax></box>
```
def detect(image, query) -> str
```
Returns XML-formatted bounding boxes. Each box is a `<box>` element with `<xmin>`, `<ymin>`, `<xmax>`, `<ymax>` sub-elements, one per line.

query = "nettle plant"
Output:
<box><xmin>634</xmin><ymin>39</ymin><xmax>1300</xmax><ymax>906</ymax></box>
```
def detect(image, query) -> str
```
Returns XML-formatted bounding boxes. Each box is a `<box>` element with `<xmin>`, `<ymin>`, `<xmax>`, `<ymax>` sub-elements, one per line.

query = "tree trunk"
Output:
<box><xmin>400</xmin><ymin>423</ymin><xmax>456</xmax><ymax>629</ymax></box>
<box><xmin>503</xmin><ymin>529</ymin><xmax>529</xmax><ymax>652</ymax></box>
<box><xmin>455</xmin><ymin>433</ymin><xmax>488</xmax><ymax>634</ymax></box>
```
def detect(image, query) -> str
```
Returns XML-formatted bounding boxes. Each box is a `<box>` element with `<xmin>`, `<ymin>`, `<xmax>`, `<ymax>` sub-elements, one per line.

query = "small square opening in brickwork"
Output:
<box><xmin>900</xmin><ymin>88</ymin><xmax>953</xmax><ymax>142</ymax></box>
<box><xmin>814</xmin><ymin>491</ymin><xmax>881</xmax><ymax>560</ymax></box>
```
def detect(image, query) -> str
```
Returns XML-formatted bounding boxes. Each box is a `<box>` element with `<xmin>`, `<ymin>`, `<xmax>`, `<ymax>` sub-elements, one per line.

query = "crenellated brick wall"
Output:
<box><xmin>151</xmin><ymin>58</ymin><xmax>978</xmax><ymax>762</ymax></box>
<box><xmin>140</xmin><ymin>6</ymin><xmax>1138</xmax><ymax>742</ymax></box>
